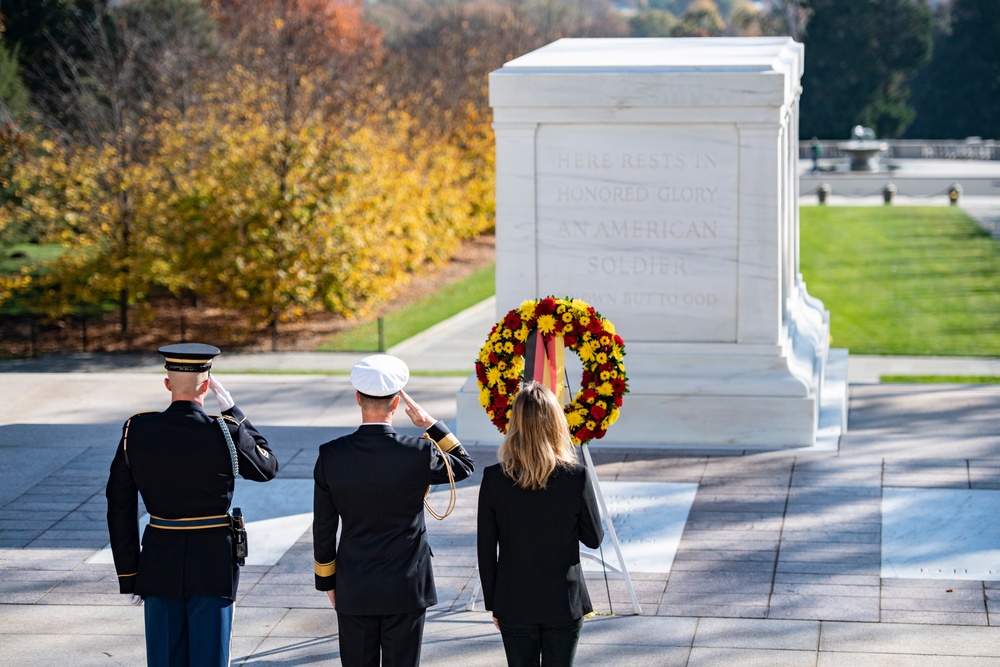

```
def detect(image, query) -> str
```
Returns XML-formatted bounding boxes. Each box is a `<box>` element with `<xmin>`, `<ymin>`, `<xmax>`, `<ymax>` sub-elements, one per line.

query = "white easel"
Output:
<box><xmin>580</xmin><ymin>443</ymin><xmax>642</xmax><ymax>615</ymax></box>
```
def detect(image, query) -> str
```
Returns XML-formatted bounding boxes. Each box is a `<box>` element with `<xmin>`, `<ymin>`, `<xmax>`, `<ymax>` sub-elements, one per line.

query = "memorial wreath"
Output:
<box><xmin>475</xmin><ymin>296</ymin><xmax>629</xmax><ymax>445</ymax></box>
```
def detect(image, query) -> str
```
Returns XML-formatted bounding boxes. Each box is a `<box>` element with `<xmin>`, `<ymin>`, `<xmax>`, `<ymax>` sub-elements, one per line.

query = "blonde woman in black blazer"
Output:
<box><xmin>477</xmin><ymin>382</ymin><xmax>604</xmax><ymax>667</ymax></box>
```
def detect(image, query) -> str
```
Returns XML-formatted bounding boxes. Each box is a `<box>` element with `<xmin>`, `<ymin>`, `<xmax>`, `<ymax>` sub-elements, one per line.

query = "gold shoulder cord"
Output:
<box><xmin>424</xmin><ymin>438</ymin><xmax>457</xmax><ymax>520</ymax></box>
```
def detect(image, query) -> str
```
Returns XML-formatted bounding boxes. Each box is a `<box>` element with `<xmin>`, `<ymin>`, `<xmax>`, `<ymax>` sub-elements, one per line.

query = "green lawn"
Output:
<box><xmin>7</xmin><ymin>208</ymin><xmax>1000</xmax><ymax>359</ymax></box>
<box><xmin>317</xmin><ymin>264</ymin><xmax>495</xmax><ymax>352</ymax></box>
<box><xmin>800</xmin><ymin>206</ymin><xmax>1000</xmax><ymax>356</ymax></box>
<box><xmin>0</xmin><ymin>243</ymin><xmax>63</xmax><ymax>273</ymax></box>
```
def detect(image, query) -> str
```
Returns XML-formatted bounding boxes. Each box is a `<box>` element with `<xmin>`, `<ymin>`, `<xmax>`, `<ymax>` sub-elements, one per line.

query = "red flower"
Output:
<box><xmin>590</xmin><ymin>404</ymin><xmax>607</xmax><ymax>420</ymax></box>
<box><xmin>489</xmin><ymin>351</ymin><xmax>499</xmax><ymax>365</ymax></box>
<box><xmin>612</xmin><ymin>378</ymin><xmax>627</xmax><ymax>393</ymax></box>
<box><xmin>506</xmin><ymin>378</ymin><xmax>519</xmax><ymax>394</ymax></box>
<box><xmin>537</xmin><ymin>297</ymin><xmax>557</xmax><ymax>315</ymax></box>
<box><xmin>475</xmin><ymin>363</ymin><xmax>487</xmax><ymax>383</ymax></box>
<box><xmin>587</xmin><ymin>318</ymin><xmax>604</xmax><ymax>335</ymax></box>
<box><xmin>514</xmin><ymin>342</ymin><xmax>526</xmax><ymax>356</ymax></box>
<box><xmin>564</xmin><ymin>334</ymin><xmax>578</xmax><ymax>347</ymax></box>
<box><xmin>577</xmin><ymin>428</ymin><xmax>592</xmax><ymax>442</ymax></box>
<box><xmin>614</xmin><ymin>395</ymin><xmax>623</xmax><ymax>407</ymax></box>
<box><xmin>615</xmin><ymin>335</ymin><xmax>625</xmax><ymax>347</ymax></box>
<box><xmin>494</xmin><ymin>394</ymin><xmax>508</xmax><ymax>411</ymax></box>
<box><xmin>504</xmin><ymin>312</ymin><xmax>522</xmax><ymax>329</ymax></box>
<box><xmin>582</xmin><ymin>388</ymin><xmax>598</xmax><ymax>402</ymax></box>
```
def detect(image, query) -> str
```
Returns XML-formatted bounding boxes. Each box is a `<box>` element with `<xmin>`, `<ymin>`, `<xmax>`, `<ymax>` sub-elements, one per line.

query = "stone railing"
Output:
<box><xmin>800</xmin><ymin>139</ymin><xmax>998</xmax><ymax>161</ymax></box>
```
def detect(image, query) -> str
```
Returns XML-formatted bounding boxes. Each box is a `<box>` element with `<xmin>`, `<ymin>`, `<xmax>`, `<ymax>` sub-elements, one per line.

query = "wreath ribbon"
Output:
<box><xmin>525</xmin><ymin>331</ymin><xmax>567</xmax><ymax>402</ymax></box>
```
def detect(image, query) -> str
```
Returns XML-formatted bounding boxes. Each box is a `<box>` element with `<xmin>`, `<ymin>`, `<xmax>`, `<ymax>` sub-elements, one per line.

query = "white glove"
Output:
<box><xmin>128</xmin><ymin>594</ymin><xmax>143</xmax><ymax>606</ymax></box>
<box><xmin>210</xmin><ymin>376</ymin><xmax>235</xmax><ymax>411</ymax></box>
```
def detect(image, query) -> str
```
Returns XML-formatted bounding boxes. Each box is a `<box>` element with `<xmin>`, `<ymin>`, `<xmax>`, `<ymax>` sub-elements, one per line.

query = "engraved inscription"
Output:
<box><xmin>536</xmin><ymin>124</ymin><xmax>739</xmax><ymax>342</ymax></box>
<box><xmin>555</xmin><ymin>220</ymin><xmax>718</xmax><ymax>240</ymax></box>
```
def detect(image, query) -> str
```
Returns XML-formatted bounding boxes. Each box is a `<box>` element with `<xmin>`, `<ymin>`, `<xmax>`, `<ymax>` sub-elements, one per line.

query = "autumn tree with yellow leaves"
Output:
<box><xmin>6</xmin><ymin>0</ymin><xmax>494</xmax><ymax>349</ymax></box>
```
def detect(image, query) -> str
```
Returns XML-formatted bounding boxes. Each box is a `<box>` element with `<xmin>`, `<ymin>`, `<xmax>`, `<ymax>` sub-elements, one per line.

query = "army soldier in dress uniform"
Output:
<box><xmin>313</xmin><ymin>354</ymin><xmax>475</xmax><ymax>667</ymax></box>
<box><xmin>106</xmin><ymin>343</ymin><xmax>278</xmax><ymax>667</ymax></box>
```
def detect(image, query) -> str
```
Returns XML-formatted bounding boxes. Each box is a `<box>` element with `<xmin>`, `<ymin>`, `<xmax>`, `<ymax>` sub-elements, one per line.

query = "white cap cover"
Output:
<box><xmin>351</xmin><ymin>355</ymin><xmax>409</xmax><ymax>397</ymax></box>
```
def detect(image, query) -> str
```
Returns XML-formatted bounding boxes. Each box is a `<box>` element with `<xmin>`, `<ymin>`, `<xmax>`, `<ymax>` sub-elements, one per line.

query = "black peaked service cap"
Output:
<box><xmin>158</xmin><ymin>343</ymin><xmax>221</xmax><ymax>372</ymax></box>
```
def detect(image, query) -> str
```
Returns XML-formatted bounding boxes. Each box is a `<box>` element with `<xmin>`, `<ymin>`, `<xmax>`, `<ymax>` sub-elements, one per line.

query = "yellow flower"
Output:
<box><xmin>579</xmin><ymin>315</ymin><xmax>591</xmax><ymax>326</ymax></box>
<box><xmin>479</xmin><ymin>387</ymin><xmax>491</xmax><ymax>407</ymax></box>
<box><xmin>518</xmin><ymin>301</ymin><xmax>537</xmax><ymax>319</ymax></box>
<box><xmin>578</xmin><ymin>342</ymin><xmax>595</xmax><ymax>362</ymax></box>
<box><xmin>586</xmin><ymin>420</ymin><xmax>597</xmax><ymax>430</ymax></box>
<box><xmin>562</xmin><ymin>312</ymin><xmax>573</xmax><ymax>323</ymax></box>
<box><xmin>596</xmin><ymin>352</ymin><xmax>608</xmax><ymax>364</ymax></box>
<box><xmin>611</xmin><ymin>347</ymin><xmax>623</xmax><ymax>360</ymax></box>
<box><xmin>603</xmin><ymin>320</ymin><xmax>616</xmax><ymax>336</ymax></box>
<box><xmin>566</xmin><ymin>411</ymin><xmax>584</xmax><ymax>427</ymax></box>
<box><xmin>504</xmin><ymin>341</ymin><xmax>514</xmax><ymax>353</ymax></box>
<box><xmin>494</xmin><ymin>342</ymin><xmax>504</xmax><ymax>354</ymax></box>
<box><xmin>537</xmin><ymin>314</ymin><xmax>557</xmax><ymax>334</ymax></box>
<box><xmin>605</xmin><ymin>408</ymin><xmax>620</xmax><ymax>426</ymax></box>
<box><xmin>597</xmin><ymin>382</ymin><xmax>614</xmax><ymax>396</ymax></box>
<box><xmin>600</xmin><ymin>371</ymin><xmax>610</xmax><ymax>381</ymax></box>
<box><xmin>501</xmin><ymin>328</ymin><xmax>512</xmax><ymax>339</ymax></box>
<box><xmin>486</xmin><ymin>367</ymin><xmax>502</xmax><ymax>386</ymax></box>
<box><xmin>514</xmin><ymin>326</ymin><xmax>529</xmax><ymax>341</ymax></box>
<box><xmin>600</xmin><ymin>336</ymin><xmax>611</xmax><ymax>346</ymax></box>
<box><xmin>562</xmin><ymin>323</ymin><xmax>574</xmax><ymax>334</ymax></box>
<box><xmin>510</xmin><ymin>357</ymin><xmax>525</xmax><ymax>375</ymax></box>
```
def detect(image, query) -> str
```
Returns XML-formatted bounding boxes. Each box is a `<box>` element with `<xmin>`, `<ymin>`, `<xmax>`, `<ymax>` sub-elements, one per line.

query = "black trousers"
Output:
<box><xmin>497</xmin><ymin>617</ymin><xmax>584</xmax><ymax>667</ymax></box>
<box><xmin>336</xmin><ymin>608</ymin><xmax>426</xmax><ymax>667</ymax></box>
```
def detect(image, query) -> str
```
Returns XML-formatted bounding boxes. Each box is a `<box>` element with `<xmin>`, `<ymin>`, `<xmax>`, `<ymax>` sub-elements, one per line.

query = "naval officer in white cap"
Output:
<box><xmin>312</xmin><ymin>354</ymin><xmax>475</xmax><ymax>666</ymax></box>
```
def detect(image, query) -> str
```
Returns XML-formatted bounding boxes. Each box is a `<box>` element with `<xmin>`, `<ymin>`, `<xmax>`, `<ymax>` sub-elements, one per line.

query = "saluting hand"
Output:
<box><xmin>400</xmin><ymin>390</ymin><xmax>435</xmax><ymax>429</ymax></box>
<box><xmin>210</xmin><ymin>376</ymin><xmax>235</xmax><ymax>412</ymax></box>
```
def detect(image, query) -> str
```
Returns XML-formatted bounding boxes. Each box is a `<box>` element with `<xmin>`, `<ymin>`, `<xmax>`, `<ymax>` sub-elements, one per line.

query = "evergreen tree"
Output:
<box><xmin>800</xmin><ymin>0</ymin><xmax>932</xmax><ymax>139</ymax></box>
<box><xmin>908</xmin><ymin>0</ymin><xmax>1000</xmax><ymax>139</ymax></box>
<box><xmin>0</xmin><ymin>40</ymin><xmax>30</xmax><ymax>120</ymax></box>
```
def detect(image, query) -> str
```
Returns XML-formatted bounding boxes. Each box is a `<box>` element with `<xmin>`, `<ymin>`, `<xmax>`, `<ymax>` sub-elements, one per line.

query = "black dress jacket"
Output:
<box><xmin>106</xmin><ymin>401</ymin><xmax>278</xmax><ymax>599</ymax></box>
<box><xmin>477</xmin><ymin>462</ymin><xmax>604</xmax><ymax>624</ymax></box>
<box><xmin>312</xmin><ymin>421</ymin><xmax>475</xmax><ymax>616</ymax></box>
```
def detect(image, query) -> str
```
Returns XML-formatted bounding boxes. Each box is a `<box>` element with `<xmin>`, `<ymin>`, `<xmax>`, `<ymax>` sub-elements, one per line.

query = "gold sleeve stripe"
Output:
<box><xmin>436</xmin><ymin>433</ymin><xmax>461</xmax><ymax>453</ymax></box>
<box><xmin>117</xmin><ymin>573</ymin><xmax>137</xmax><ymax>579</ymax></box>
<box><xmin>315</xmin><ymin>559</ymin><xmax>336</xmax><ymax>577</ymax></box>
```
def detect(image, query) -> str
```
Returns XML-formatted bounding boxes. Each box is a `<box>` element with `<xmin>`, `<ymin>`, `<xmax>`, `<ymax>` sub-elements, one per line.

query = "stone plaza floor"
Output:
<box><xmin>2</xmin><ymin>192</ymin><xmax>1000</xmax><ymax>665</ymax></box>
<box><xmin>2</xmin><ymin>351</ymin><xmax>1000</xmax><ymax>665</ymax></box>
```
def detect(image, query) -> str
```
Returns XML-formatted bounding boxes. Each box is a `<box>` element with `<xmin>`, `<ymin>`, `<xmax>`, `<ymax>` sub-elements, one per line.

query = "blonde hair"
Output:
<box><xmin>498</xmin><ymin>382</ymin><xmax>577</xmax><ymax>490</ymax></box>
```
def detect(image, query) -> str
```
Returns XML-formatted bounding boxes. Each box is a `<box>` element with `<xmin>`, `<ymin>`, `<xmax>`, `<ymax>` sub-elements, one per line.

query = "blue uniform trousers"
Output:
<box><xmin>144</xmin><ymin>595</ymin><xmax>235</xmax><ymax>667</ymax></box>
